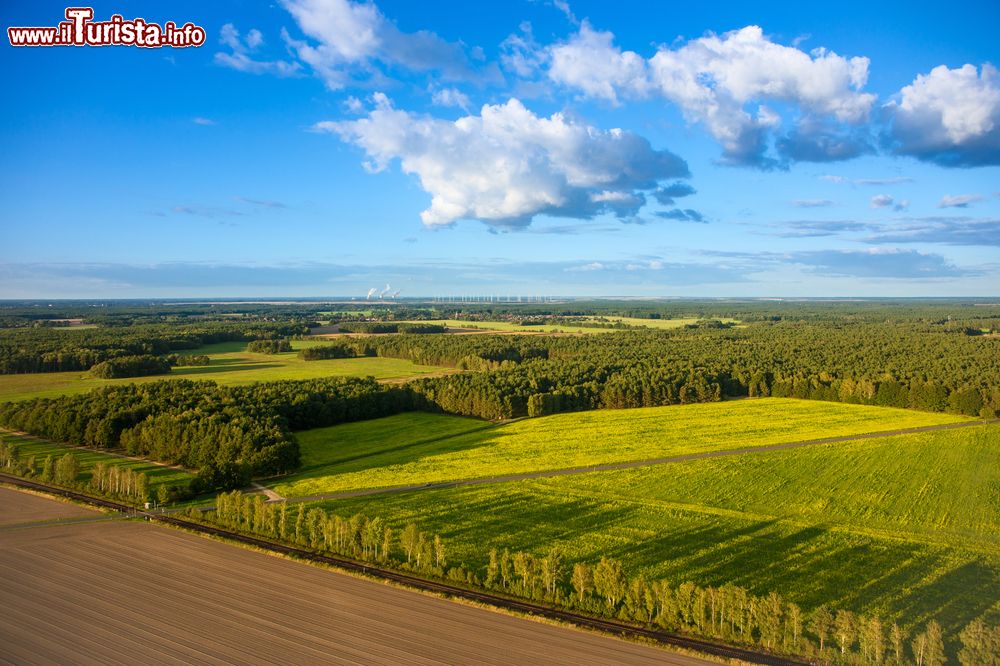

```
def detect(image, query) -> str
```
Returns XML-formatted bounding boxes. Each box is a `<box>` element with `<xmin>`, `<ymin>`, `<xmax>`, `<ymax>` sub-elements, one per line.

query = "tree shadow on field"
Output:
<box><xmin>289</xmin><ymin>425</ymin><xmax>502</xmax><ymax>482</ymax></box>
<box><xmin>887</xmin><ymin>559</ymin><xmax>1000</xmax><ymax>651</ymax></box>
<box><xmin>610</xmin><ymin>519</ymin><xmax>777</xmax><ymax>575</ymax></box>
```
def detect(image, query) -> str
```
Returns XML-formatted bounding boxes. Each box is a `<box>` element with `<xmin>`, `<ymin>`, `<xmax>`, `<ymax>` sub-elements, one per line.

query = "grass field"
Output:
<box><xmin>581</xmin><ymin>316</ymin><xmax>740</xmax><ymax>329</ymax></box>
<box><xmin>384</xmin><ymin>317</ymin><xmax>738</xmax><ymax>334</ymax></box>
<box><xmin>269</xmin><ymin>398</ymin><xmax>969</xmax><ymax>497</ymax></box>
<box><xmin>391</xmin><ymin>319</ymin><xmax>623</xmax><ymax>334</ymax></box>
<box><xmin>0</xmin><ymin>430</ymin><xmax>195</xmax><ymax>489</ymax></box>
<box><xmin>314</xmin><ymin>423</ymin><xmax>1000</xmax><ymax>648</ymax></box>
<box><xmin>0</xmin><ymin>340</ymin><xmax>451</xmax><ymax>402</ymax></box>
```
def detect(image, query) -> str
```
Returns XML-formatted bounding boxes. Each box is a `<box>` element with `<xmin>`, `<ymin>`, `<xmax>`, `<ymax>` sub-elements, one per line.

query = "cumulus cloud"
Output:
<box><xmin>886</xmin><ymin>63</ymin><xmax>1000</xmax><ymax>166</ymax></box>
<box><xmin>214</xmin><ymin>23</ymin><xmax>301</xmax><ymax>77</ymax></box>
<box><xmin>548</xmin><ymin>22</ymin><xmax>648</xmax><ymax>103</ymax></box>
<box><xmin>871</xmin><ymin>194</ymin><xmax>894</xmax><ymax>208</ymax></box>
<box><xmin>544</xmin><ymin>24</ymin><xmax>876</xmax><ymax>167</ymax></box>
<box><xmin>938</xmin><ymin>193</ymin><xmax>984</xmax><ymax>208</ymax></box>
<box><xmin>277</xmin><ymin>0</ymin><xmax>493</xmax><ymax>89</ymax></box>
<box><xmin>648</xmin><ymin>26</ymin><xmax>875</xmax><ymax>166</ymax></box>
<box><xmin>317</xmin><ymin>95</ymin><xmax>689</xmax><ymax>227</ymax></box>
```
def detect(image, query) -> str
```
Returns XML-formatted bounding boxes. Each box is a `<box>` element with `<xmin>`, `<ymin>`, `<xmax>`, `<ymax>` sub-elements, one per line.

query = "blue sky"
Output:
<box><xmin>2</xmin><ymin>0</ymin><xmax>998</xmax><ymax>297</ymax></box>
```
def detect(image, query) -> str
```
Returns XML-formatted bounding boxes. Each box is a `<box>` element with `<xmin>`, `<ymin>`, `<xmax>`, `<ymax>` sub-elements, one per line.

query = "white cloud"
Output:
<box><xmin>871</xmin><ymin>194</ymin><xmax>894</xmax><ymax>208</ymax></box>
<box><xmin>939</xmin><ymin>193</ymin><xmax>984</xmax><ymax>208</ymax></box>
<box><xmin>793</xmin><ymin>199</ymin><xmax>834</xmax><ymax>208</ymax></box>
<box><xmin>317</xmin><ymin>95</ymin><xmax>689</xmax><ymax>227</ymax></box>
<box><xmin>192</xmin><ymin>117</ymin><xmax>216</xmax><ymax>126</ymax></box>
<box><xmin>648</xmin><ymin>26</ymin><xmax>874</xmax><ymax>165</ymax></box>
<box><xmin>548</xmin><ymin>22</ymin><xmax>648</xmax><ymax>103</ymax></box>
<box><xmin>431</xmin><ymin>87</ymin><xmax>470</xmax><ymax>111</ymax></box>
<box><xmin>278</xmin><ymin>0</ymin><xmax>488</xmax><ymax>89</ymax></box>
<box><xmin>500</xmin><ymin>21</ymin><xmax>545</xmax><ymax>79</ymax></box>
<box><xmin>820</xmin><ymin>175</ymin><xmax>913</xmax><ymax>186</ymax></box>
<box><xmin>887</xmin><ymin>63</ymin><xmax>1000</xmax><ymax>166</ymax></box>
<box><xmin>215</xmin><ymin>23</ymin><xmax>301</xmax><ymax>77</ymax></box>
<box><xmin>543</xmin><ymin>24</ymin><xmax>875</xmax><ymax>166</ymax></box>
<box><xmin>566</xmin><ymin>262</ymin><xmax>605</xmax><ymax>272</ymax></box>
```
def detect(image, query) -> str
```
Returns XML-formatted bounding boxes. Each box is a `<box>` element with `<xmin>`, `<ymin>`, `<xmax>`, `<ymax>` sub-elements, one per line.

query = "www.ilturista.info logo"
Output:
<box><xmin>8</xmin><ymin>8</ymin><xmax>206</xmax><ymax>48</ymax></box>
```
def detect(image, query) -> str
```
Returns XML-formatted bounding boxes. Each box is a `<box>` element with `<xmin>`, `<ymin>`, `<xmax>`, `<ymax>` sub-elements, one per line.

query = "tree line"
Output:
<box><xmin>0</xmin><ymin>377</ymin><xmax>415</xmax><ymax>491</ymax></box>
<box><xmin>196</xmin><ymin>491</ymin><xmax>998</xmax><ymax>665</ymax></box>
<box><xmin>336</xmin><ymin>322</ymin><xmax>446</xmax><ymax>334</ymax></box>
<box><xmin>0</xmin><ymin>320</ymin><xmax>310</xmax><ymax>374</ymax></box>
<box><xmin>246</xmin><ymin>339</ymin><xmax>293</xmax><ymax>354</ymax></box>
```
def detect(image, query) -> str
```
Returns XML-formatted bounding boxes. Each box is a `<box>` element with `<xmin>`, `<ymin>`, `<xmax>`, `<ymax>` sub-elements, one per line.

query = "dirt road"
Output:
<box><xmin>0</xmin><ymin>486</ymin><xmax>713</xmax><ymax>666</ymax></box>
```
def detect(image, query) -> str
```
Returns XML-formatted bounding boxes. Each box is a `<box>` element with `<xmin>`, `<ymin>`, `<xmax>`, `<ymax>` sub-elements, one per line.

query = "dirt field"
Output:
<box><xmin>0</xmin><ymin>490</ymin><xmax>711</xmax><ymax>665</ymax></box>
<box><xmin>0</xmin><ymin>486</ymin><xmax>96</xmax><ymax>526</ymax></box>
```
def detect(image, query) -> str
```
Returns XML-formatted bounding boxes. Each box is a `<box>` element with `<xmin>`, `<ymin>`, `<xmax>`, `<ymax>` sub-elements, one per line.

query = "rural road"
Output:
<box><xmin>286</xmin><ymin>418</ymin><xmax>993</xmax><ymax>504</ymax></box>
<box><xmin>0</xmin><ymin>486</ymin><xmax>715</xmax><ymax>666</ymax></box>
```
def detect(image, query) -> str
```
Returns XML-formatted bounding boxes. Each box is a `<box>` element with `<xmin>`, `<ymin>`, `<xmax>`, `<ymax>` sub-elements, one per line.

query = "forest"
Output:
<box><xmin>1</xmin><ymin>300</ymin><xmax>997</xmax><ymax>492</ymax></box>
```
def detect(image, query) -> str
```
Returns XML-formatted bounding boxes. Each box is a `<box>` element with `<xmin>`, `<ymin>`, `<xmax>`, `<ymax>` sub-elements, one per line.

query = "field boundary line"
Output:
<box><xmin>287</xmin><ymin>418</ymin><xmax>993</xmax><ymax>503</ymax></box>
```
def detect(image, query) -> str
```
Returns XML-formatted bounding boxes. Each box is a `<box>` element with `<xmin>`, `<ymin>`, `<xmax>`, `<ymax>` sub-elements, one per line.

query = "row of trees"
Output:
<box><xmin>89</xmin><ymin>461</ymin><xmax>151</xmax><ymax>503</ymax></box>
<box><xmin>0</xmin><ymin>435</ymin><xmax>181</xmax><ymax>505</ymax></box>
<box><xmin>199</xmin><ymin>492</ymin><xmax>996</xmax><ymax>665</ymax></box>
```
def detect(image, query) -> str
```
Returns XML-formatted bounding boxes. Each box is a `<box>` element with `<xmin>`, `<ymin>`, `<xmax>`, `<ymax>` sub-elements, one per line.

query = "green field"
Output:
<box><xmin>0</xmin><ymin>430</ymin><xmax>196</xmax><ymax>489</ymax></box>
<box><xmin>581</xmin><ymin>316</ymin><xmax>739</xmax><ymax>329</ymax></box>
<box><xmin>315</xmin><ymin>423</ymin><xmax>1000</xmax><ymax>645</ymax></box>
<box><xmin>0</xmin><ymin>340</ymin><xmax>452</xmax><ymax>402</ymax></box>
<box><xmin>389</xmin><ymin>319</ymin><xmax>621</xmax><ymax>334</ymax></box>
<box><xmin>384</xmin><ymin>317</ymin><xmax>737</xmax><ymax>334</ymax></box>
<box><xmin>269</xmin><ymin>398</ymin><xmax>969</xmax><ymax>497</ymax></box>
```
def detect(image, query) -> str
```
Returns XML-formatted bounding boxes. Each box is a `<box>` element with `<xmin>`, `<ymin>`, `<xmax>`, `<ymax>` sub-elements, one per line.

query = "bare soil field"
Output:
<box><xmin>0</xmin><ymin>489</ymin><xmax>710</xmax><ymax>666</ymax></box>
<box><xmin>0</xmin><ymin>486</ymin><xmax>96</xmax><ymax>526</ymax></box>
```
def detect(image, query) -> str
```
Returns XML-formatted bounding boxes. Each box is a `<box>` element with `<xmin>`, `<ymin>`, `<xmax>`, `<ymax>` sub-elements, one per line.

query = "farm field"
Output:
<box><xmin>382</xmin><ymin>317</ymin><xmax>738</xmax><ymax>334</ymax></box>
<box><xmin>0</xmin><ymin>488</ymin><xmax>694</xmax><ymax>666</ymax></box>
<box><xmin>580</xmin><ymin>316</ymin><xmax>739</xmax><ymax>329</ymax></box>
<box><xmin>315</xmin><ymin>423</ymin><xmax>1000</xmax><ymax>650</ymax></box>
<box><xmin>391</xmin><ymin>319</ymin><xmax>623</xmax><ymax>334</ymax></box>
<box><xmin>269</xmin><ymin>398</ymin><xmax>970</xmax><ymax>497</ymax></box>
<box><xmin>0</xmin><ymin>430</ymin><xmax>196</xmax><ymax>490</ymax></box>
<box><xmin>0</xmin><ymin>339</ymin><xmax>451</xmax><ymax>403</ymax></box>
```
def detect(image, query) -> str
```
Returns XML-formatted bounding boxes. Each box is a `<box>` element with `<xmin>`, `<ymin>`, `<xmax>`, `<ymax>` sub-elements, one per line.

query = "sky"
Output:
<box><xmin>1</xmin><ymin>0</ymin><xmax>999</xmax><ymax>298</ymax></box>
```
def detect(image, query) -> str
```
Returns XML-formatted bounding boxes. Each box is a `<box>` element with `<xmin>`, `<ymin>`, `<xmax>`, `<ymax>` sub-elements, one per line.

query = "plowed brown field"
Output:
<box><xmin>0</xmin><ymin>488</ymin><xmax>710</xmax><ymax>665</ymax></box>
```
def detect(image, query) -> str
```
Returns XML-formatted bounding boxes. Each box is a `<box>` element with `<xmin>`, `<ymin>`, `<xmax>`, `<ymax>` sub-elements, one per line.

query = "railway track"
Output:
<box><xmin>0</xmin><ymin>472</ymin><xmax>807</xmax><ymax>666</ymax></box>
